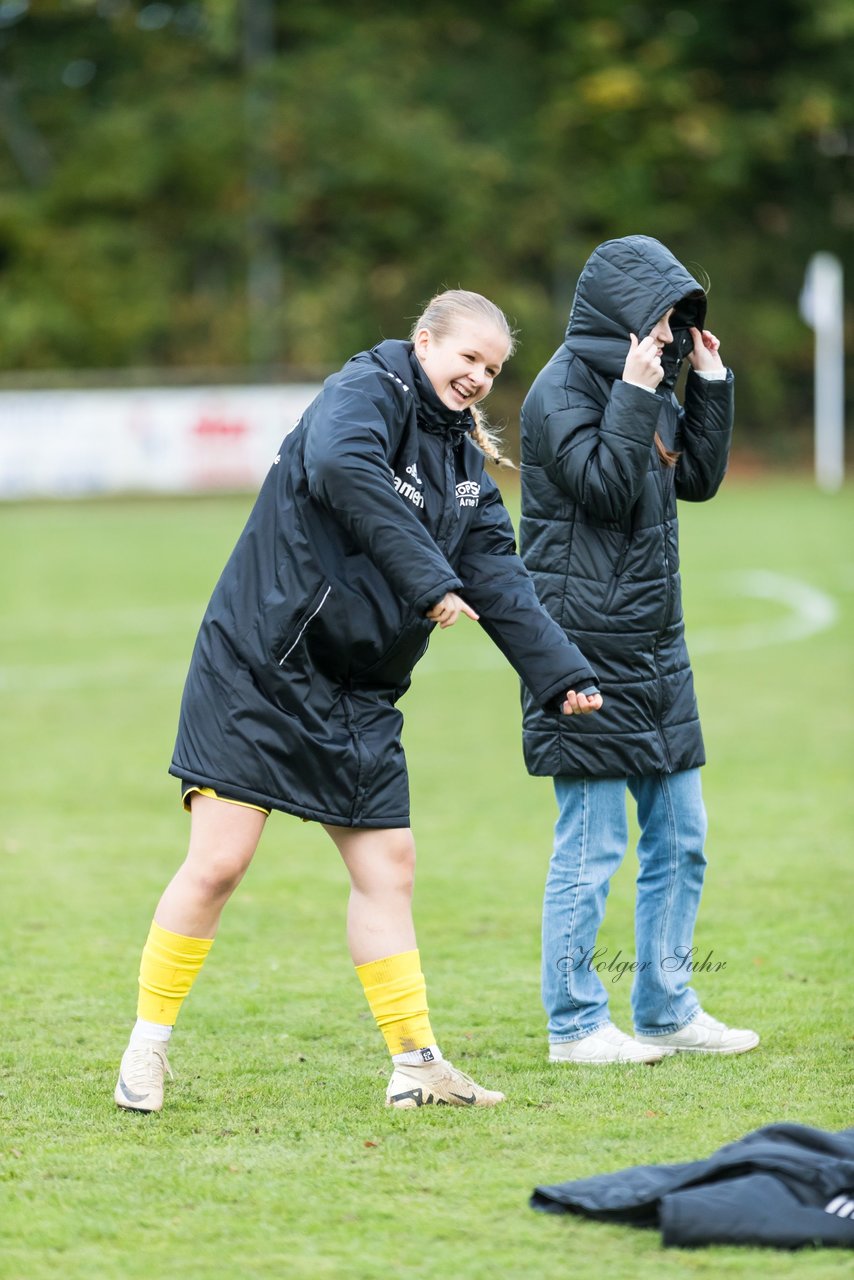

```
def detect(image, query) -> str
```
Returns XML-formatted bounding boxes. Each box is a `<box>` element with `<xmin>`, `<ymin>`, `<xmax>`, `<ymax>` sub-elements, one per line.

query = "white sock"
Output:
<box><xmin>392</xmin><ymin>1044</ymin><xmax>443</xmax><ymax>1067</ymax></box>
<box><xmin>129</xmin><ymin>1017</ymin><xmax>173</xmax><ymax>1047</ymax></box>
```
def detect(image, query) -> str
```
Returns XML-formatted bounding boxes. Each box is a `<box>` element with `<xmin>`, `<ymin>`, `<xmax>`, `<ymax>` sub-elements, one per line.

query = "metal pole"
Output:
<box><xmin>803</xmin><ymin>253</ymin><xmax>845</xmax><ymax>492</ymax></box>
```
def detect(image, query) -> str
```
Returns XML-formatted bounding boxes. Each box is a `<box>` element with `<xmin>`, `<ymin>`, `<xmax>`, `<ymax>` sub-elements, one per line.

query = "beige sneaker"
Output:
<box><xmin>386</xmin><ymin>1059</ymin><xmax>505</xmax><ymax>1108</ymax></box>
<box><xmin>635</xmin><ymin>1010</ymin><xmax>759</xmax><ymax>1055</ymax></box>
<box><xmin>115</xmin><ymin>1039</ymin><xmax>173</xmax><ymax>1112</ymax></box>
<box><xmin>550</xmin><ymin>1023</ymin><xmax>666</xmax><ymax>1064</ymax></box>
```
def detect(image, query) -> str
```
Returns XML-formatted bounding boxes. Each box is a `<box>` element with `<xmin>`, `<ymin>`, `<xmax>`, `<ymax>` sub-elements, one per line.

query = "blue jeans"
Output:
<box><xmin>542</xmin><ymin>770</ymin><xmax>708</xmax><ymax>1041</ymax></box>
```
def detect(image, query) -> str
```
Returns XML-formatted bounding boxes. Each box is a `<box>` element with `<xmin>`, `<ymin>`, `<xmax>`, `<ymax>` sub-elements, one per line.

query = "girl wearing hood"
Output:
<box><xmin>520</xmin><ymin>236</ymin><xmax>759</xmax><ymax>1064</ymax></box>
<box><xmin>114</xmin><ymin>289</ymin><xmax>602</xmax><ymax>1115</ymax></box>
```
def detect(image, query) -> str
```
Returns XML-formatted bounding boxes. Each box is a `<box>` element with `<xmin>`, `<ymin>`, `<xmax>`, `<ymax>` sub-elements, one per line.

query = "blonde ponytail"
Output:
<box><xmin>470</xmin><ymin>401</ymin><xmax>515</xmax><ymax>469</ymax></box>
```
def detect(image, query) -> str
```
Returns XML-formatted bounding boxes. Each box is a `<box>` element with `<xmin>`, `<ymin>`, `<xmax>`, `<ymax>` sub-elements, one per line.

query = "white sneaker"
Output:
<box><xmin>549</xmin><ymin>1023</ymin><xmax>666</xmax><ymax>1064</ymax></box>
<box><xmin>386</xmin><ymin>1059</ymin><xmax>505</xmax><ymax>1108</ymax></box>
<box><xmin>635</xmin><ymin>1010</ymin><xmax>760</xmax><ymax>1056</ymax></box>
<box><xmin>115</xmin><ymin>1039</ymin><xmax>173</xmax><ymax>1112</ymax></box>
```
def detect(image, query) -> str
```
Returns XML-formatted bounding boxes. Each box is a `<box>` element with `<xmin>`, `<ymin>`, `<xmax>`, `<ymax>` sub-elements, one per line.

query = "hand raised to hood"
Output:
<box><xmin>688</xmin><ymin>326</ymin><xmax>725</xmax><ymax>375</ymax></box>
<box><xmin>621</xmin><ymin>333</ymin><xmax>664</xmax><ymax>391</ymax></box>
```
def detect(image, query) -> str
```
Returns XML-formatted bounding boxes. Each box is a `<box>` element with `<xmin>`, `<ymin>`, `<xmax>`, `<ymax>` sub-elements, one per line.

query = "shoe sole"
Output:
<box><xmin>114</xmin><ymin>1079</ymin><xmax>163</xmax><ymax>1113</ymax></box>
<box><xmin>639</xmin><ymin>1040</ymin><xmax>760</xmax><ymax>1056</ymax></box>
<box><xmin>114</xmin><ymin>1095</ymin><xmax>161</xmax><ymax>1113</ymax></box>
<box><xmin>549</xmin><ymin>1054</ymin><xmax>664</xmax><ymax>1065</ymax></box>
<box><xmin>386</xmin><ymin>1087</ymin><xmax>505</xmax><ymax>1107</ymax></box>
<box><xmin>386</xmin><ymin>1094</ymin><xmax>505</xmax><ymax>1108</ymax></box>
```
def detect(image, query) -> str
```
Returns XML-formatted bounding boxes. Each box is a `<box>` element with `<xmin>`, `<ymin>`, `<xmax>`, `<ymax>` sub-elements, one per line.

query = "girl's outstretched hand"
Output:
<box><xmin>426</xmin><ymin>592</ymin><xmax>480</xmax><ymax>629</ymax></box>
<box><xmin>561</xmin><ymin>689</ymin><xmax>603</xmax><ymax>715</ymax></box>
<box><xmin>688</xmin><ymin>326</ymin><xmax>725</xmax><ymax>374</ymax></box>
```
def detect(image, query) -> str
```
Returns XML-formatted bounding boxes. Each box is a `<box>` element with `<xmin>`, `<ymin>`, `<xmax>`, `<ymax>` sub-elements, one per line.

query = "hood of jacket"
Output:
<box><xmin>565</xmin><ymin>235</ymin><xmax>708</xmax><ymax>388</ymax></box>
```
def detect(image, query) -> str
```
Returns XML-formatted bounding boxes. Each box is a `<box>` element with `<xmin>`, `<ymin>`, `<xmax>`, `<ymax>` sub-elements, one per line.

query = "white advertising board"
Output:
<box><xmin>0</xmin><ymin>383</ymin><xmax>322</xmax><ymax>499</ymax></box>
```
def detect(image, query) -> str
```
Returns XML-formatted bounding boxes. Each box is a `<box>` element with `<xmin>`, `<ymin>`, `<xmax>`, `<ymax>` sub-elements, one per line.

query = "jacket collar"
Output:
<box><xmin>364</xmin><ymin>339</ymin><xmax>473</xmax><ymax>437</ymax></box>
<box><xmin>407</xmin><ymin>348</ymin><xmax>473</xmax><ymax>437</ymax></box>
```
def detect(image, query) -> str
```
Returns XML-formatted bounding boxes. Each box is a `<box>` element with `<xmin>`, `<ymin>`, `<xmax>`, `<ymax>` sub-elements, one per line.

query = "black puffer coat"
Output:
<box><xmin>520</xmin><ymin>236</ymin><xmax>734</xmax><ymax>779</ymax></box>
<box><xmin>171</xmin><ymin>339</ymin><xmax>596</xmax><ymax>827</ymax></box>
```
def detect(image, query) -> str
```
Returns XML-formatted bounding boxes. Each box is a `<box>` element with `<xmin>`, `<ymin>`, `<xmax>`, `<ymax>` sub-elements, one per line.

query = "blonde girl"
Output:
<box><xmin>115</xmin><ymin>290</ymin><xmax>601</xmax><ymax>1114</ymax></box>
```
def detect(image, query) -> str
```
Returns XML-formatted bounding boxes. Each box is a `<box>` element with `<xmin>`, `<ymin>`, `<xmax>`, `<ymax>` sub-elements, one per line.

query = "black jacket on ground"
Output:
<box><xmin>171</xmin><ymin>339</ymin><xmax>596</xmax><ymax>827</ymax></box>
<box><xmin>531</xmin><ymin>1123</ymin><xmax>854</xmax><ymax>1250</ymax></box>
<box><xmin>520</xmin><ymin>235</ymin><xmax>734</xmax><ymax>779</ymax></box>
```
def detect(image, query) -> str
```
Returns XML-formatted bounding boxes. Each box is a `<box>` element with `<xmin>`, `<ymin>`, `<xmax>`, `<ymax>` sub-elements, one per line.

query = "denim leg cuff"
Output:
<box><xmin>634</xmin><ymin>1008</ymin><xmax>701</xmax><ymax>1037</ymax></box>
<box><xmin>548</xmin><ymin>1018</ymin><xmax>612</xmax><ymax>1045</ymax></box>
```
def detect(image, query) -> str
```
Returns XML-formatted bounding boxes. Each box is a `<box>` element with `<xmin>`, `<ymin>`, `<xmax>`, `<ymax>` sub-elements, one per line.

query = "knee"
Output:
<box><xmin>383</xmin><ymin>831</ymin><xmax>417</xmax><ymax>893</ymax></box>
<box><xmin>364</xmin><ymin>831</ymin><xmax>417</xmax><ymax>897</ymax></box>
<box><xmin>183</xmin><ymin>847</ymin><xmax>253</xmax><ymax>902</ymax></box>
<box><xmin>183</xmin><ymin>794</ymin><xmax>263</xmax><ymax>902</ymax></box>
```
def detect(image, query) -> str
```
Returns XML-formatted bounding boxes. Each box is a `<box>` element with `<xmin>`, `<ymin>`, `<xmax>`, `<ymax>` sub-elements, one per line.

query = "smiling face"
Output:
<box><xmin>413</xmin><ymin>317</ymin><xmax>510</xmax><ymax>411</ymax></box>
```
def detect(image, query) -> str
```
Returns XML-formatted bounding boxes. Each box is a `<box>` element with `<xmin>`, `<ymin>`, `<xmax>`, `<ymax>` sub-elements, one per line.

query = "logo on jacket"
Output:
<box><xmin>393</xmin><ymin>473</ymin><xmax>425</xmax><ymax>508</ymax></box>
<box><xmin>825</xmin><ymin>1195</ymin><xmax>854</xmax><ymax>1217</ymax></box>
<box><xmin>405</xmin><ymin>461</ymin><xmax>422</xmax><ymax>485</ymax></box>
<box><xmin>456</xmin><ymin>480</ymin><xmax>480</xmax><ymax>508</ymax></box>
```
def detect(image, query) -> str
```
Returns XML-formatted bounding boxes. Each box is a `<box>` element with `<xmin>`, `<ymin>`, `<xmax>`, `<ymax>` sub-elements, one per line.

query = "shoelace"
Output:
<box><xmin>124</xmin><ymin>1044</ymin><xmax>170</xmax><ymax>1091</ymax></box>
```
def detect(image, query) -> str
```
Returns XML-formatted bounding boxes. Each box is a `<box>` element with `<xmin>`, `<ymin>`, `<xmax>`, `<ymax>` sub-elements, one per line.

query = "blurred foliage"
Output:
<box><xmin>0</xmin><ymin>0</ymin><xmax>851</xmax><ymax>451</ymax></box>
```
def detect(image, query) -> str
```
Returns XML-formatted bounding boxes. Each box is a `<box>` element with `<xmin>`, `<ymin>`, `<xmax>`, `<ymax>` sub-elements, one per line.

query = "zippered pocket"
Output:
<box><xmin>602</xmin><ymin>538</ymin><xmax>630</xmax><ymax>612</ymax></box>
<box><xmin>351</xmin><ymin>618</ymin><xmax>433</xmax><ymax>686</ymax></box>
<box><xmin>275</xmin><ymin>583</ymin><xmax>332</xmax><ymax>666</ymax></box>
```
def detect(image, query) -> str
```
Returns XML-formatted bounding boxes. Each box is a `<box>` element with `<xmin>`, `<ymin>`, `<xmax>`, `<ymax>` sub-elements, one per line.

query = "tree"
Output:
<box><xmin>0</xmin><ymin>0</ymin><xmax>849</xmax><ymax>452</ymax></box>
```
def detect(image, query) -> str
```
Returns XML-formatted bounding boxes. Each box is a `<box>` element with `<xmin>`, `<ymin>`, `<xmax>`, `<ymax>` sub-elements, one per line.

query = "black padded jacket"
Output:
<box><xmin>171</xmin><ymin>339</ymin><xmax>597</xmax><ymax>826</ymax></box>
<box><xmin>532</xmin><ymin>1123</ymin><xmax>854</xmax><ymax>1250</ymax></box>
<box><xmin>520</xmin><ymin>235</ymin><xmax>734</xmax><ymax>779</ymax></box>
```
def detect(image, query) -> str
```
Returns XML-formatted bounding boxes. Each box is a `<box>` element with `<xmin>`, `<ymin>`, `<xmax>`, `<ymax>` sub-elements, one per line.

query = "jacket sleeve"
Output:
<box><xmin>536</xmin><ymin>378</ymin><xmax>663</xmax><ymax>522</ymax></box>
<box><xmin>455</xmin><ymin>474</ymin><xmax>598</xmax><ymax>708</ymax></box>
<box><xmin>303</xmin><ymin>373</ymin><xmax>462</xmax><ymax>613</ymax></box>
<box><xmin>674</xmin><ymin>370</ymin><xmax>734</xmax><ymax>502</ymax></box>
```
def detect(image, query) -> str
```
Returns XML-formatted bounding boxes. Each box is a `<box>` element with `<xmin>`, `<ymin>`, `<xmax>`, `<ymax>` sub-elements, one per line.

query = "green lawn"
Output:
<box><xmin>1</xmin><ymin>476</ymin><xmax>852</xmax><ymax>1279</ymax></box>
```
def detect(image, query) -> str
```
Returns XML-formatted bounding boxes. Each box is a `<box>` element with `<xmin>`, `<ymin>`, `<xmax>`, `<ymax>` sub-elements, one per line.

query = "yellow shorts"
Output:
<box><xmin>181</xmin><ymin>784</ymin><xmax>271</xmax><ymax>817</ymax></box>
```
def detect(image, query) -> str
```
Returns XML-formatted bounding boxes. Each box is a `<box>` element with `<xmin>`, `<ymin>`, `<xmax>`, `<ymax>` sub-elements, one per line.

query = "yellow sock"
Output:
<box><xmin>355</xmin><ymin>948</ymin><xmax>436</xmax><ymax>1055</ymax></box>
<box><xmin>137</xmin><ymin>920</ymin><xmax>214</xmax><ymax>1025</ymax></box>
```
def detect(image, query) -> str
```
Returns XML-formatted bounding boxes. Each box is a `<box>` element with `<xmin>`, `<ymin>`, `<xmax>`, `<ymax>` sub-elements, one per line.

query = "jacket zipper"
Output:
<box><xmin>651</xmin><ymin>636</ymin><xmax>673</xmax><ymax>771</ymax></box>
<box><xmin>655</xmin><ymin>520</ymin><xmax>673</xmax><ymax>769</ymax></box>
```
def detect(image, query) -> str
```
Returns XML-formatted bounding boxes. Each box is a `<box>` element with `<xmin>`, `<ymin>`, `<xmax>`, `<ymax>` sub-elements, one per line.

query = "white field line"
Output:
<box><xmin>0</xmin><ymin>572</ymin><xmax>840</xmax><ymax>692</ymax></box>
<box><xmin>420</xmin><ymin>570</ymin><xmax>840</xmax><ymax>672</ymax></box>
<box><xmin>689</xmin><ymin>571</ymin><xmax>839</xmax><ymax>655</ymax></box>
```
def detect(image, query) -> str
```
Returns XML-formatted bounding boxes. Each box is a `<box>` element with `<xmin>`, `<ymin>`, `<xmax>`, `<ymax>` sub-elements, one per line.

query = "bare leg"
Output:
<box><xmin>116</xmin><ymin>794</ymin><xmax>268</xmax><ymax>1112</ymax></box>
<box><xmin>324</xmin><ymin>824</ymin><xmax>505</xmax><ymax>1108</ymax></box>
<box><xmin>323</xmin><ymin>824</ymin><xmax>417</xmax><ymax>965</ymax></box>
<box><xmin>154</xmin><ymin>793</ymin><xmax>268</xmax><ymax>938</ymax></box>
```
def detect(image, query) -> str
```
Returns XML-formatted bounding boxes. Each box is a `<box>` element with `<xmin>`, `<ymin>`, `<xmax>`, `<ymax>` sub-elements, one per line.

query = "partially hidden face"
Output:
<box><xmin>648</xmin><ymin>299</ymin><xmax>702</xmax><ymax>365</ymax></box>
<box><xmin>648</xmin><ymin>307</ymin><xmax>675</xmax><ymax>357</ymax></box>
<box><xmin>413</xmin><ymin>318</ymin><xmax>510</xmax><ymax>411</ymax></box>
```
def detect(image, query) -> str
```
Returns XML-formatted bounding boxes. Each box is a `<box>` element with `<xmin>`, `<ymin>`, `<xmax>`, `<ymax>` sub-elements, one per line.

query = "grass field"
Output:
<box><xmin>1</xmin><ymin>475</ymin><xmax>852</xmax><ymax>1279</ymax></box>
